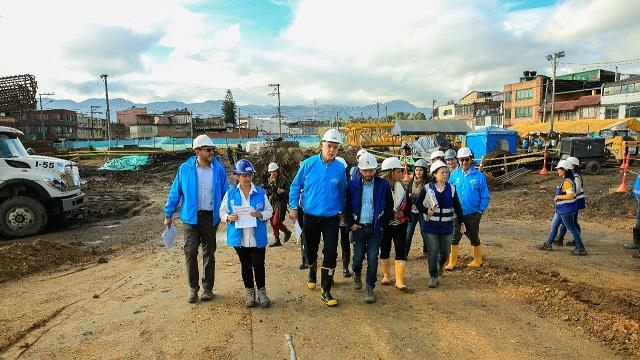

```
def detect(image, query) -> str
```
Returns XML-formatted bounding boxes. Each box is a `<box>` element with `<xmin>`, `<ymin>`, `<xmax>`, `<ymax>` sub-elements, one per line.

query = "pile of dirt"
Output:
<box><xmin>0</xmin><ymin>240</ymin><xmax>114</xmax><ymax>283</ymax></box>
<box><xmin>460</xmin><ymin>262</ymin><xmax>640</xmax><ymax>358</ymax></box>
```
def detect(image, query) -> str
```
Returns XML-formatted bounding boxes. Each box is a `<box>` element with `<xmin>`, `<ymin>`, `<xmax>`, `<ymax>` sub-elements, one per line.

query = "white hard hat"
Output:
<box><xmin>193</xmin><ymin>134</ymin><xmax>214</xmax><ymax>149</ymax></box>
<box><xmin>556</xmin><ymin>159</ymin><xmax>574</xmax><ymax>170</ymax></box>
<box><xmin>335</xmin><ymin>156</ymin><xmax>348</xmax><ymax>168</ymax></box>
<box><xmin>358</xmin><ymin>152</ymin><xmax>378</xmax><ymax>170</ymax></box>
<box><xmin>356</xmin><ymin>149</ymin><xmax>368</xmax><ymax>158</ymax></box>
<box><xmin>430</xmin><ymin>160</ymin><xmax>448</xmax><ymax>174</ymax></box>
<box><xmin>457</xmin><ymin>147</ymin><xmax>473</xmax><ymax>158</ymax></box>
<box><xmin>415</xmin><ymin>159</ymin><xmax>429</xmax><ymax>169</ymax></box>
<box><xmin>267</xmin><ymin>162</ymin><xmax>279</xmax><ymax>172</ymax></box>
<box><xmin>429</xmin><ymin>150</ymin><xmax>446</xmax><ymax>160</ymax></box>
<box><xmin>322</xmin><ymin>128</ymin><xmax>343</xmax><ymax>144</ymax></box>
<box><xmin>381</xmin><ymin>157</ymin><xmax>403</xmax><ymax>171</ymax></box>
<box><xmin>566</xmin><ymin>156</ymin><xmax>580</xmax><ymax>167</ymax></box>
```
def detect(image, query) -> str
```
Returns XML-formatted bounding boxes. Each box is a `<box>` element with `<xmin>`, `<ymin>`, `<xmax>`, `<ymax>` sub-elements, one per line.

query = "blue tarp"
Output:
<box><xmin>466</xmin><ymin>126</ymin><xmax>517</xmax><ymax>162</ymax></box>
<box><xmin>99</xmin><ymin>155</ymin><xmax>150</xmax><ymax>171</ymax></box>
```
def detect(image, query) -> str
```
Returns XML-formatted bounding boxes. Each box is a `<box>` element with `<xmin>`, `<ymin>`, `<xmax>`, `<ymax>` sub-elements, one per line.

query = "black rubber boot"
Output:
<box><xmin>624</xmin><ymin>227</ymin><xmax>640</xmax><ymax>249</ymax></box>
<box><xmin>320</xmin><ymin>268</ymin><xmax>337</xmax><ymax>306</ymax></box>
<box><xmin>299</xmin><ymin>237</ymin><xmax>308</xmax><ymax>269</ymax></box>
<box><xmin>269</xmin><ymin>238</ymin><xmax>282</xmax><ymax>247</ymax></box>
<box><xmin>307</xmin><ymin>262</ymin><xmax>317</xmax><ymax>290</ymax></box>
<box><xmin>342</xmin><ymin>261</ymin><xmax>352</xmax><ymax>278</ymax></box>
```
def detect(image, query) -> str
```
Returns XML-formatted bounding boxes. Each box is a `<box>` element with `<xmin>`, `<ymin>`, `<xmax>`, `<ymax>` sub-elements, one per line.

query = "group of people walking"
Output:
<box><xmin>163</xmin><ymin>129</ymin><xmax>493</xmax><ymax>307</ymax></box>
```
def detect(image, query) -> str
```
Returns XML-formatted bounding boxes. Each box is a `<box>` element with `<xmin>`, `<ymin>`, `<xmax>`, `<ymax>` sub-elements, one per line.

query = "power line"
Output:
<box><xmin>565</xmin><ymin>57</ymin><xmax>640</xmax><ymax>66</ymax></box>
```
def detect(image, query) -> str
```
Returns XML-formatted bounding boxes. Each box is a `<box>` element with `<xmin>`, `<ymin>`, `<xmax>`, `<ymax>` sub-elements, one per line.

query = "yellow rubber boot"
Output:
<box><xmin>444</xmin><ymin>245</ymin><xmax>458</xmax><ymax>271</ymax></box>
<box><xmin>380</xmin><ymin>259</ymin><xmax>392</xmax><ymax>285</ymax></box>
<box><xmin>468</xmin><ymin>244</ymin><xmax>483</xmax><ymax>268</ymax></box>
<box><xmin>394</xmin><ymin>260</ymin><xmax>408</xmax><ymax>291</ymax></box>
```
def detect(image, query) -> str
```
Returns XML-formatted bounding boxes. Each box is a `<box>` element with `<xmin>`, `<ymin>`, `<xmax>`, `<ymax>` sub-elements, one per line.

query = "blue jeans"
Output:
<box><xmin>406</xmin><ymin>212</ymin><xmax>427</xmax><ymax>256</ymax></box>
<box><xmin>351</xmin><ymin>224</ymin><xmax>382</xmax><ymax>288</ymax></box>
<box><xmin>546</xmin><ymin>211</ymin><xmax>584</xmax><ymax>248</ymax></box>
<box><xmin>636</xmin><ymin>200</ymin><xmax>640</xmax><ymax>228</ymax></box>
<box><xmin>424</xmin><ymin>232</ymin><xmax>451</xmax><ymax>278</ymax></box>
<box><xmin>557</xmin><ymin>211</ymin><xmax>581</xmax><ymax>241</ymax></box>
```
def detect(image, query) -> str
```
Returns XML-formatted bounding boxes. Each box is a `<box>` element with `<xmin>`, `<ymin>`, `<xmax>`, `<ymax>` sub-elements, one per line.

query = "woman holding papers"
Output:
<box><xmin>220</xmin><ymin>159</ymin><xmax>274</xmax><ymax>308</ymax></box>
<box><xmin>417</xmin><ymin>161</ymin><xmax>465</xmax><ymax>288</ymax></box>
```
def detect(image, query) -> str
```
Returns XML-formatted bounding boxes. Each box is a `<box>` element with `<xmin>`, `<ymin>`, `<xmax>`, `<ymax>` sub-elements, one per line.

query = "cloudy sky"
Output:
<box><xmin>2</xmin><ymin>0</ymin><xmax>639</xmax><ymax>107</ymax></box>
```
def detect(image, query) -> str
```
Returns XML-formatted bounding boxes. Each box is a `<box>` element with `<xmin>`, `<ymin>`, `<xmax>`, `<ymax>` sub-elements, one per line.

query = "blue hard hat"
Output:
<box><xmin>233</xmin><ymin>159</ymin><xmax>256</xmax><ymax>175</ymax></box>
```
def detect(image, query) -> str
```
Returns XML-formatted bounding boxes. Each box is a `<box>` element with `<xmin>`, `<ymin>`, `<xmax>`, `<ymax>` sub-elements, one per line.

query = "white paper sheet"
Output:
<box><xmin>233</xmin><ymin>206</ymin><xmax>257</xmax><ymax>228</ymax></box>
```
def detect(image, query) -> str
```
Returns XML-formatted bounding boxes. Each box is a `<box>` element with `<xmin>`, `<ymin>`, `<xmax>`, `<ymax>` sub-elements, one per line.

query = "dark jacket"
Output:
<box><xmin>266</xmin><ymin>174</ymin><xmax>290</xmax><ymax>221</ymax></box>
<box><xmin>345</xmin><ymin>176</ymin><xmax>393</xmax><ymax>234</ymax></box>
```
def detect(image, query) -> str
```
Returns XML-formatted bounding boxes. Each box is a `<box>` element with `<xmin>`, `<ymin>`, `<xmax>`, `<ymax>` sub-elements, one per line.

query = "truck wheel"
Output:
<box><xmin>586</xmin><ymin>161</ymin><xmax>600</xmax><ymax>175</ymax></box>
<box><xmin>0</xmin><ymin>196</ymin><xmax>48</xmax><ymax>238</ymax></box>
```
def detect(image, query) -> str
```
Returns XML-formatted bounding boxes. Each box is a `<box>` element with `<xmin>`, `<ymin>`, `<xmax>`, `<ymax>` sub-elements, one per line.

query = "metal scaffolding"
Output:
<box><xmin>0</xmin><ymin>74</ymin><xmax>38</xmax><ymax>113</ymax></box>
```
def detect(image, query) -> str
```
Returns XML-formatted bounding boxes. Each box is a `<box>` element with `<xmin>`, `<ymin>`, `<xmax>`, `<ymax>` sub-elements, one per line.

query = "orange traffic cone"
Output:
<box><xmin>620</xmin><ymin>145</ymin><xmax>628</xmax><ymax>170</ymax></box>
<box><xmin>539</xmin><ymin>145</ymin><xmax>549</xmax><ymax>176</ymax></box>
<box><xmin>617</xmin><ymin>153</ymin><xmax>630</xmax><ymax>193</ymax></box>
<box><xmin>478</xmin><ymin>156</ymin><xmax>485</xmax><ymax>172</ymax></box>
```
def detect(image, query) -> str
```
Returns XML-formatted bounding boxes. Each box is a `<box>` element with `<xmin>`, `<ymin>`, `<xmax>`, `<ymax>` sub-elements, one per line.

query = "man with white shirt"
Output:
<box><xmin>164</xmin><ymin>135</ymin><xmax>229</xmax><ymax>303</ymax></box>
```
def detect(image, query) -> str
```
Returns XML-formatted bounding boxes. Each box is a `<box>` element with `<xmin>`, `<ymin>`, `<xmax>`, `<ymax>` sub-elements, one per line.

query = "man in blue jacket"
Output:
<box><xmin>446</xmin><ymin>147</ymin><xmax>490</xmax><ymax>269</ymax></box>
<box><xmin>289</xmin><ymin>128</ymin><xmax>347</xmax><ymax>306</ymax></box>
<box><xmin>164</xmin><ymin>135</ymin><xmax>229</xmax><ymax>303</ymax></box>
<box><xmin>345</xmin><ymin>152</ymin><xmax>393</xmax><ymax>303</ymax></box>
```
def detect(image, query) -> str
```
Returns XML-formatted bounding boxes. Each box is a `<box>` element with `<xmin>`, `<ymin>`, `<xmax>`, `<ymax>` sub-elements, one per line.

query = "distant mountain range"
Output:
<box><xmin>42</xmin><ymin>98</ymin><xmax>432</xmax><ymax>121</ymax></box>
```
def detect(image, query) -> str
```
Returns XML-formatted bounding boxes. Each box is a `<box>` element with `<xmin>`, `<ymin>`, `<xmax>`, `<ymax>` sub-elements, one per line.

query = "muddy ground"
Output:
<box><xmin>0</xmin><ymin>150</ymin><xmax>639</xmax><ymax>359</ymax></box>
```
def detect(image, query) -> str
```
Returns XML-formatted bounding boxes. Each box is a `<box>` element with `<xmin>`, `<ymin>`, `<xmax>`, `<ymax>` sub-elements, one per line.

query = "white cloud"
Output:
<box><xmin>2</xmin><ymin>0</ymin><xmax>640</xmax><ymax>107</ymax></box>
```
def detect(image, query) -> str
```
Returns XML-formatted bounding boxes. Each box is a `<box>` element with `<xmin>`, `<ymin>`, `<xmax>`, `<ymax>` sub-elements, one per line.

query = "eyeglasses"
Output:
<box><xmin>198</xmin><ymin>148</ymin><xmax>215</xmax><ymax>152</ymax></box>
<box><xmin>460</xmin><ymin>158</ymin><xmax>472</xmax><ymax>163</ymax></box>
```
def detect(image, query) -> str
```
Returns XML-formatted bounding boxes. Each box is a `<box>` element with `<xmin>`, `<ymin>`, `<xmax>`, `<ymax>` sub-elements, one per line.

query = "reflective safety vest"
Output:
<box><xmin>422</xmin><ymin>182</ymin><xmax>456</xmax><ymax>234</ymax></box>
<box><xmin>555</xmin><ymin>178</ymin><xmax>578</xmax><ymax>215</ymax></box>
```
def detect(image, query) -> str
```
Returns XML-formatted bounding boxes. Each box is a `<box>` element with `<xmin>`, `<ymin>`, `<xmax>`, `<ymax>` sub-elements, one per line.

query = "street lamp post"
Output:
<box><xmin>546</xmin><ymin>51</ymin><xmax>565</xmax><ymax>135</ymax></box>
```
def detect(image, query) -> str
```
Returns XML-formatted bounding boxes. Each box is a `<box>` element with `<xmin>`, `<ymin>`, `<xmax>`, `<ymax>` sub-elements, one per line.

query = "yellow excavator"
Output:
<box><xmin>601</xmin><ymin>129</ymin><xmax>639</xmax><ymax>163</ymax></box>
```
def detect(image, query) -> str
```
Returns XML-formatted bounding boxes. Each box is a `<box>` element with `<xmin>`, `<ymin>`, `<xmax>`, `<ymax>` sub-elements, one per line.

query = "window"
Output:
<box><xmin>626</xmin><ymin>104</ymin><xmax>640</xmax><ymax>118</ymax></box>
<box><xmin>613</xmin><ymin>86</ymin><xmax>621</xmax><ymax>95</ymax></box>
<box><xmin>475</xmin><ymin>117</ymin><xmax>485</xmax><ymax>126</ymax></box>
<box><xmin>504</xmin><ymin>110</ymin><xmax>511</xmax><ymax>119</ymax></box>
<box><xmin>621</xmin><ymin>85</ymin><xmax>629</xmax><ymax>94</ymax></box>
<box><xmin>505</xmin><ymin>92</ymin><xmax>512</xmax><ymax>102</ymax></box>
<box><xmin>491</xmin><ymin>116</ymin><xmax>502</xmax><ymax>126</ymax></box>
<box><xmin>580</xmin><ymin>107</ymin><xmax>596</xmax><ymax>119</ymax></box>
<box><xmin>604</xmin><ymin>87</ymin><xmax>613</xmax><ymax>96</ymax></box>
<box><xmin>628</xmin><ymin>83</ymin><xmax>635</xmax><ymax>93</ymax></box>
<box><xmin>443</xmin><ymin>109</ymin><xmax>452</xmax><ymax>116</ymax></box>
<box><xmin>516</xmin><ymin>88</ymin><xmax>534</xmax><ymax>100</ymax></box>
<box><xmin>605</xmin><ymin>107</ymin><xmax>619</xmax><ymax>119</ymax></box>
<box><xmin>515</xmin><ymin>107</ymin><xmax>532</xmax><ymax>118</ymax></box>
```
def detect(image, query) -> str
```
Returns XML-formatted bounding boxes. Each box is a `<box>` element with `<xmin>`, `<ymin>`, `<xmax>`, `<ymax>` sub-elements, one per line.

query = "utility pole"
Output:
<box><xmin>335</xmin><ymin>111</ymin><xmax>339</xmax><ymax>128</ymax></box>
<box><xmin>90</xmin><ymin>105</ymin><xmax>102</xmax><ymax>140</ymax></box>
<box><xmin>100</xmin><ymin>74</ymin><xmax>111</xmax><ymax>149</ymax></box>
<box><xmin>546</xmin><ymin>51</ymin><xmax>565</xmax><ymax>134</ymax></box>
<box><xmin>385</xmin><ymin>106</ymin><xmax>388</xmax><ymax>120</ymax></box>
<box><xmin>432</xmin><ymin>99</ymin><xmax>436</xmax><ymax>119</ymax></box>
<box><xmin>38</xmin><ymin>92</ymin><xmax>54</xmax><ymax>140</ymax></box>
<box><xmin>268</xmin><ymin>83</ymin><xmax>282</xmax><ymax>137</ymax></box>
<box><xmin>376</xmin><ymin>101</ymin><xmax>380</xmax><ymax>121</ymax></box>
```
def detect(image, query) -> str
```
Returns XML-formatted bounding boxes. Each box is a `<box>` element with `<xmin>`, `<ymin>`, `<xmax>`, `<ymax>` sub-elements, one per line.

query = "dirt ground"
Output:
<box><xmin>1</xmin><ymin>151</ymin><xmax>639</xmax><ymax>360</ymax></box>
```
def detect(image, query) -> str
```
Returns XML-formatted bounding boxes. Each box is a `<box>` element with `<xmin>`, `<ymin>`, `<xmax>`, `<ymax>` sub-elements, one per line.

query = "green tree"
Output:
<box><xmin>392</xmin><ymin>111</ymin><xmax>408</xmax><ymax>120</ymax></box>
<box><xmin>222</xmin><ymin>89</ymin><xmax>236</xmax><ymax>126</ymax></box>
<box><xmin>412</xmin><ymin>111</ymin><xmax>426</xmax><ymax>120</ymax></box>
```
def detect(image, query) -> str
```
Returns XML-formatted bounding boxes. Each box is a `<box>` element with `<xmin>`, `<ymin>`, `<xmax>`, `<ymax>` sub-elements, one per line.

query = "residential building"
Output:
<box><xmin>460</xmin><ymin>91</ymin><xmax>502</xmax><ymax>105</ymax></box>
<box><xmin>433</xmin><ymin>103</ymin><xmax>456</xmax><ymax>120</ymax></box>
<box><xmin>503</xmin><ymin>69</ymin><xmax>607</xmax><ymax>126</ymax></box>
<box><xmin>503</xmin><ymin>72</ymin><xmax>547</xmax><ymax>126</ymax></box>
<box><xmin>77</xmin><ymin>113</ymin><xmax>109</xmax><ymax>139</ymax></box>
<box><xmin>14</xmin><ymin>109</ymin><xmax>77</xmax><ymax>140</ymax></box>
<box><xmin>116</xmin><ymin>106</ymin><xmax>147</xmax><ymax>126</ymax></box>
<box><xmin>600</xmin><ymin>76</ymin><xmax>640</xmax><ymax>119</ymax></box>
<box><xmin>541</xmin><ymin>95</ymin><xmax>601</xmax><ymax>122</ymax></box>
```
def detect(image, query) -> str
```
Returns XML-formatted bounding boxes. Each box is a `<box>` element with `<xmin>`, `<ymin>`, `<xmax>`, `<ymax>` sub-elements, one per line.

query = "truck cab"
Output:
<box><xmin>559</xmin><ymin>136</ymin><xmax>606</xmax><ymax>174</ymax></box>
<box><xmin>0</xmin><ymin>126</ymin><xmax>84</xmax><ymax>238</ymax></box>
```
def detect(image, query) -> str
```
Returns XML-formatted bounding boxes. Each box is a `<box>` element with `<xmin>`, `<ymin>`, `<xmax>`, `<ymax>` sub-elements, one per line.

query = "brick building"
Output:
<box><xmin>116</xmin><ymin>107</ymin><xmax>147</xmax><ymax>126</ymax></box>
<box><xmin>14</xmin><ymin>109</ymin><xmax>77</xmax><ymax>140</ymax></box>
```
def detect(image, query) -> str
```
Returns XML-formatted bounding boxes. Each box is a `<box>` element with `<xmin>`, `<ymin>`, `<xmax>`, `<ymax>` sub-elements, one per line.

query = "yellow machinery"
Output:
<box><xmin>604</xmin><ymin>135</ymin><xmax>639</xmax><ymax>162</ymax></box>
<box><xmin>345</xmin><ymin>122</ymin><xmax>415</xmax><ymax>148</ymax></box>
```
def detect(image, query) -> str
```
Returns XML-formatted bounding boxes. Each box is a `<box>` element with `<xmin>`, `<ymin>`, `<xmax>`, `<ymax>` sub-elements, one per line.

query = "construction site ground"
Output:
<box><xmin>1</xmin><ymin>151</ymin><xmax>639</xmax><ymax>360</ymax></box>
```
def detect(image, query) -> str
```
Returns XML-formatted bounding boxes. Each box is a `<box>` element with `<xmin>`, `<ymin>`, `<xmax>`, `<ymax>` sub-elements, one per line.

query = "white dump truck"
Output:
<box><xmin>0</xmin><ymin>126</ymin><xmax>84</xmax><ymax>238</ymax></box>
